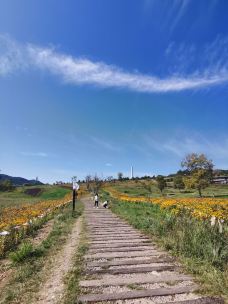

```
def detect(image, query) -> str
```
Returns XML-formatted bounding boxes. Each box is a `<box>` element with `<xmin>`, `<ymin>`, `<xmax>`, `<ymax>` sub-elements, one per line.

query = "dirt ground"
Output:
<box><xmin>32</xmin><ymin>217</ymin><xmax>82</xmax><ymax>304</ymax></box>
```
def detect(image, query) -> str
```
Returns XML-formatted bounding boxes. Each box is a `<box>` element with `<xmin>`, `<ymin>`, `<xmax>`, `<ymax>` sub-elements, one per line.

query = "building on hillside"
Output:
<box><xmin>212</xmin><ymin>176</ymin><xmax>228</xmax><ymax>184</ymax></box>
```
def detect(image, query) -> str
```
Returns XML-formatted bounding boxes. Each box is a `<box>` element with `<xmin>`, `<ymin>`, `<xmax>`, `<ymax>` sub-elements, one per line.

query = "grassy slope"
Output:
<box><xmin>110</xmin><ymin>180</ymin><xmax>228</xmax><ymax>198</ymax></box>
<box><xmin>0</xmin><ymin>185</ymin><xmax>71</xmax><ymax>210</ymax></box>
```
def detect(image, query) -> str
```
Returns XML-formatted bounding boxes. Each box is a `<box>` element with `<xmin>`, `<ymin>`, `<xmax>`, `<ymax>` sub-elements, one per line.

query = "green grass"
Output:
<box><xmin>9</xmin><ymin>242</ymin><xmax>44</xmax><ymax>263</ymax></box>
<box><xmin>0</xmin><ymin>201</ymin><xmax>83</xmax><ymax>304</ymax></box>
<box><xmin>105</xmin><ymin>194</ymin><xmax>228</xmax><ymax>300</ymax></box>
<box><xmin>0</xmin><ymin>185</ymin><xmax>71</xmax><ymax>210</ymax></box>
<box><xmin>38</xmin><ymin>186</ymin><xmax>70</xmax><ymax>200</ymax></box>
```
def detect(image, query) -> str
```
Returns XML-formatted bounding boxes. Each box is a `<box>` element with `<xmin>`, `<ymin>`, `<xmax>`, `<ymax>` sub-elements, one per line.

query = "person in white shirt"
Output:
<box><xmin>94</xmin><ymin>193</ymin><xmax>99</xmax><ymax>208</ymax></box>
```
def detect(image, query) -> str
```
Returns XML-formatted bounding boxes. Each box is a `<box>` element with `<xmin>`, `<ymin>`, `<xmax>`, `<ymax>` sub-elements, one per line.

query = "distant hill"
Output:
<box><xmin>0</xmin><ymin>174</ymin><xmax>43</xmax><ymax>186</ymax></box>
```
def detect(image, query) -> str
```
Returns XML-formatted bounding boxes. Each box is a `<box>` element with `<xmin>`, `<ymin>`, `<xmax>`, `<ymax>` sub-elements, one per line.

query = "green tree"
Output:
<box><xmin>117</xmin><ymin>172</ymin><xmax>123</xmax><ymax>180</ymax></box>
<box><xmin>181</xmin><ymin>153</ymin><xmax>213</xmax><ymax>197</ymax></box>
<box><xmin>0</xmin><ymin>179</ymin><xmax>15</xmax><ymax>192</ymax></box>
<box><xmin>140</xmin><ymin>181</ymin><xmax>154</xmax><ymax>197</ymax></box>
<box><xmin>173</xmin><ymin>175</ymin><xmax>185</xmax><ymax>190</ymax></box>
<box><xmin>156</xmin><ymin>175</ymin><xmax>166</xmax><ymax>195</ymax></box>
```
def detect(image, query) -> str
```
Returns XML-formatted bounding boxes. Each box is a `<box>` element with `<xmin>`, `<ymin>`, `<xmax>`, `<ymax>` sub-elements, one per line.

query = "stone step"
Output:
<box><xmin>90</xmin><ymin>235</ymin><xmax>143</xmax><ymax>239</ymax></box>
<box><xmin>80</xmin><ymin>273</ymin><xmax>193</xmax><ymax>288</ymax></box>
<box><xmin>88</xmin><ymin>246</ymin><xmax>155</xmax><ymax>253</ymax></box>
<box><xmin>90</xmin><ymin>240</ymin><xmax>150</xmax><ymax>245</ymax></box>
<box><xmin>85</xmin><ymin>215</ymin><xmax>118</xmax><ymax>218</ymax></box>
<box><xmin>85</xmin><ymin>216</ymin><xmax>118</xmax><ymax>218</ymax></box>
<box><xmin>86</xmin><ymin>219</ymin><xmax>125</xmax><ymax>221</ymax></box>
<box><xmin>86</xmin><ymin>221</ymin><xmax>132</xmax><ymax>224</ymax></box>
<box><xmin>85</xmin><ymin>264</ymin><xmax>177</xmax><ymax>275</ymax></box>
<box><xmin>85</xmin><ymin>214</ymin><xmax>116</xmax><ymax>216</ymax></box>
<box><xmin>90</xmin><ymin>236</ymin><xmax>145</xmax><ymax>241</ymax></box>
<box><xmin>87</xmin><ymin>220</ymin><xmax>126</xmax><ymax>223</ymax></box>
<box><xmin>86</xmin><ymin>256</ymin><xmax>171</xmax><ymax>267</ymax></box>
<box><xmin>87</xmin><ymin>222</ymin><xmax>126</xmax><ymax>224</ymax></box>
<box><xmin>90</xmin><ymin>236</ymin><xmax>149</xmax><ymax>240</ymax></box>
<box><xmin>90</xmin><ymin>239</ymin><xmax>151</xmax><ymax>245</ymax></box>
<box><xmin>89</xmin><ymin>242</ymin><xmax>155</xmax><ymax>250</ymax></box>
<box><xmin>90</xmin><ymin>234</ymin><xmax>145</xmax><ymax>238</ymax></box>
<box><xmin>89</xmin><ymin>234</ymin><xmax>143</xmax><ymax>238</ymax></box>
<box><xmin>88</xmin><ymin>228</ymin><xmax>140</xmax><ymax>231</ymax></box>
<box><xmin>78</xmin><ymin>284</ymin><xmax>197</xmax><ymax>302</ymax></box>
<box><xmin>85</xmin><ymin>250</ymin><xmax>162</xmax><ymax>260</ymax></box>
<box><xmin>87</xmin><ymin>226</ymin><xmax>131</xmax><ymax>229</ymax></box>
<box><xmin>88</xmin><ymin>228</ymin><xmax>131</xmax><ymax>230</ymax></box>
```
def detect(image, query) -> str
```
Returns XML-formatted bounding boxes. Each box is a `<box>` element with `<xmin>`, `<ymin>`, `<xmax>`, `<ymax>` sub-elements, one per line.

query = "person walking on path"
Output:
<box><xmin>94</xmin><ymin>193</ymin><xmax>99</xmax><ymax>208</ymax></box>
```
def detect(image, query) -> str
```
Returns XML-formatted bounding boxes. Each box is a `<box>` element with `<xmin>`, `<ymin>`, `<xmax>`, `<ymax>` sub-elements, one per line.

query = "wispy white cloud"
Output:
<box><xmin>21</xmin><ymin>152</ymin><xmax>48</xmax><ymax>157</ymax></box>
<box><xmin>105</xmin><ymin>163</ymin><xmax>112</xmax><ymax>167</ymax></box>
<box><xmin>169</xmin><ymin>0</ymin><xmax>191</xmax><ymax>32</ymax></box>
<box><xmin>165</xmin><ymin>35</ymin><xmax>228</xmax><ymax>76</ymax></box>
<box><xmin>91</xmin><ymin>136</ymin><xmax>122</xmax><ymax>152</ymax></box>
<box><xmin>1</xmin><ymin>35</ymin><xmax>228</xmax><ymax>93</ymax></box>
<box><xmin>141</xmin><ymin>133</ymin><xmax>228</xmax><ymax>161</ymax></box>
<box><xmin>143</xmin><ymin>1</ymin><xmax>219</xmax><ymax>36</ymax></box>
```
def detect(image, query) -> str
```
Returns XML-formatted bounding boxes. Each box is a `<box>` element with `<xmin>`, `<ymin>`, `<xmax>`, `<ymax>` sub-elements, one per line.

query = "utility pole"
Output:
<box><xmin>72</xmin><ymin>176</ymin><xmax>79</xmax><ymax>212</ymax></box>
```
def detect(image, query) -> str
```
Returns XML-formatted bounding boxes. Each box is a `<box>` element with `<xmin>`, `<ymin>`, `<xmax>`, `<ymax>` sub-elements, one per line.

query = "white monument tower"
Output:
<box><xmin>131</xmin><ymin>166</ymin><xmax>134</xmax><ymax>179</ymax></box>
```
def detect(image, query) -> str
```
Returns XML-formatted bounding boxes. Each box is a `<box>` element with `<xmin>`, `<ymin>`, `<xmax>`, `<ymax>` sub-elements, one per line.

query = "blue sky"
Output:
<box><xmin>1</xmin><ymin>0</ymin><xmax>228</xmax><ymax>183</ymax></box>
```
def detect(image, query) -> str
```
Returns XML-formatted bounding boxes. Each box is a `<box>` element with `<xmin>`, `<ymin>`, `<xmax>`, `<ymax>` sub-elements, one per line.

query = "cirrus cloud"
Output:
<box><xmin>1</xmin><ymin>35</ymin><xmax>228</xmax><ymax>93</ymax></box>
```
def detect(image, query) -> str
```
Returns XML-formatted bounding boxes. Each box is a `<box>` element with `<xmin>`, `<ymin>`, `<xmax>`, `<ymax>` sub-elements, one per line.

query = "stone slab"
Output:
<box><xmin>88</xmin><ymin>246</ymin><xmax>155</xmax><ymax>254</ymax></box>
<box><xmin>79</xmin><ymin>273</ymin><xmax>193</xmax><ymax>287</ymax></box>
<box><xmin>86</xmin><ymin>256</ymin><xmax>172</xmax><ymax>267</ymax></box>
<box><xmin>85</xmin><ymin>264</ymin><xmax>177</xmax><ymax>275</ymax></box>
<box><xmin>78</xmin><ymin>285</ymin><xmax>197</xmax><ymax>302</ymax></box>
<box><xmin>85</xmin><ymin>250</ymin><xmax>164</xmax><ymax>259</ymax></box>
<box><xmin>89</xmin><ymin>242</ymin><xmax>155</xmax><ymax>250</ymax></box>
<box><xmin>90</xmin><ymin>239</ymin><xmax>151</xmax><ymax>245</ymax></box>
<box><xmin>90</xmin><ymin>236</ymin><xmax>149</xmax><ymax>240</ymax></box>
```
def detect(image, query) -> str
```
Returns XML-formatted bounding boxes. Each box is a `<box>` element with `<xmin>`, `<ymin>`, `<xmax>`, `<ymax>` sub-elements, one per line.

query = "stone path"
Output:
<box><xmin>78</xmin><ymin>198</ymin><xmax>223</xmax><ymax>304</ymax></box>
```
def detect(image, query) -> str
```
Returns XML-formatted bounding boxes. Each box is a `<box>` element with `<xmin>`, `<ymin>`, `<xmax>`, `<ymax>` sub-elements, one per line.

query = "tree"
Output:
<box><xmin>181</xmin><ymin>153</ymin><xmax>213</xmax><ymax>197</ymax></box>
<box><xmin>173</xmin><ymin>175</ymin><xmax>185</xmax><ymax>190</ymax></box>
<box><xmin>140</xmin><ymin>181</ymin><xmax>154</xmax><ymax>197</ymax></box>
<box><xmin>92</xmin><ymin>175</ymin><xmax>103</xmax><ymax>193</ymax></box>
<box><xmin>85</xmin><ymin>175</ymin><xmax>92</xmax><ymax>191</ymax></box>
<box><xmin>0</xmin><ymin>179</ymin><xmax>15</xmax><ymax>192</ymax></box>
<box><xmin>156</xmin><ymin>175</ymin><xmax>166</xmax><ymax>194</ymax></box>
<box><xmin>117</xmin><ymin>172</ymin><xmax>123</xmax><ymax>180</ymax></box>
<box><xmin>106</xmin><ymin>176</ymin><xmax>113</xmax><ymax>183</ymax></box>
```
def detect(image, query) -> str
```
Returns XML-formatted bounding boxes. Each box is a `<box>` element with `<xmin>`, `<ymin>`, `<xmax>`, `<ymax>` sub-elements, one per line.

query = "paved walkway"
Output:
<box><xmin>78</xmin><ymin>198</ymin><xmax>223</xmax><ymax>303</ymax></box>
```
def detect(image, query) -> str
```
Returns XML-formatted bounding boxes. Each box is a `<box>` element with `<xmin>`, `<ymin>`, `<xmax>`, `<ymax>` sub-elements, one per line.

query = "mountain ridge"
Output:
<box><xmin>0</xmin><ymin>174</ymin><xmax>43</xmax><ymax>186</ymax></box>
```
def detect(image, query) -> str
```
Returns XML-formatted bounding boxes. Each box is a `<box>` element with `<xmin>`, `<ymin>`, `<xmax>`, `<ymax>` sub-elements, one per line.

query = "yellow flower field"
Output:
<box><xmin>0</xmin><ymin>189</ymin><xmax>87</xmax><ymax>256</ymax></box>
<box><xmin>107</xmin><ymin>188</ymin><xmax>228</xmax><ymax>220</ymax></box>
<box><xmin>0</xmin><ymin>193</ymin><xmax>72</xmax><ymax>232</ymax></box>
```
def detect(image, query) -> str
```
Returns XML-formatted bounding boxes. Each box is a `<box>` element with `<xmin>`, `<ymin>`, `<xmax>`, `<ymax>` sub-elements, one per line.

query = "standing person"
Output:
<box><xmin>94</xmin><ymin>193</ymin><xmax>99</xmax><ymax>208</ymax></box>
